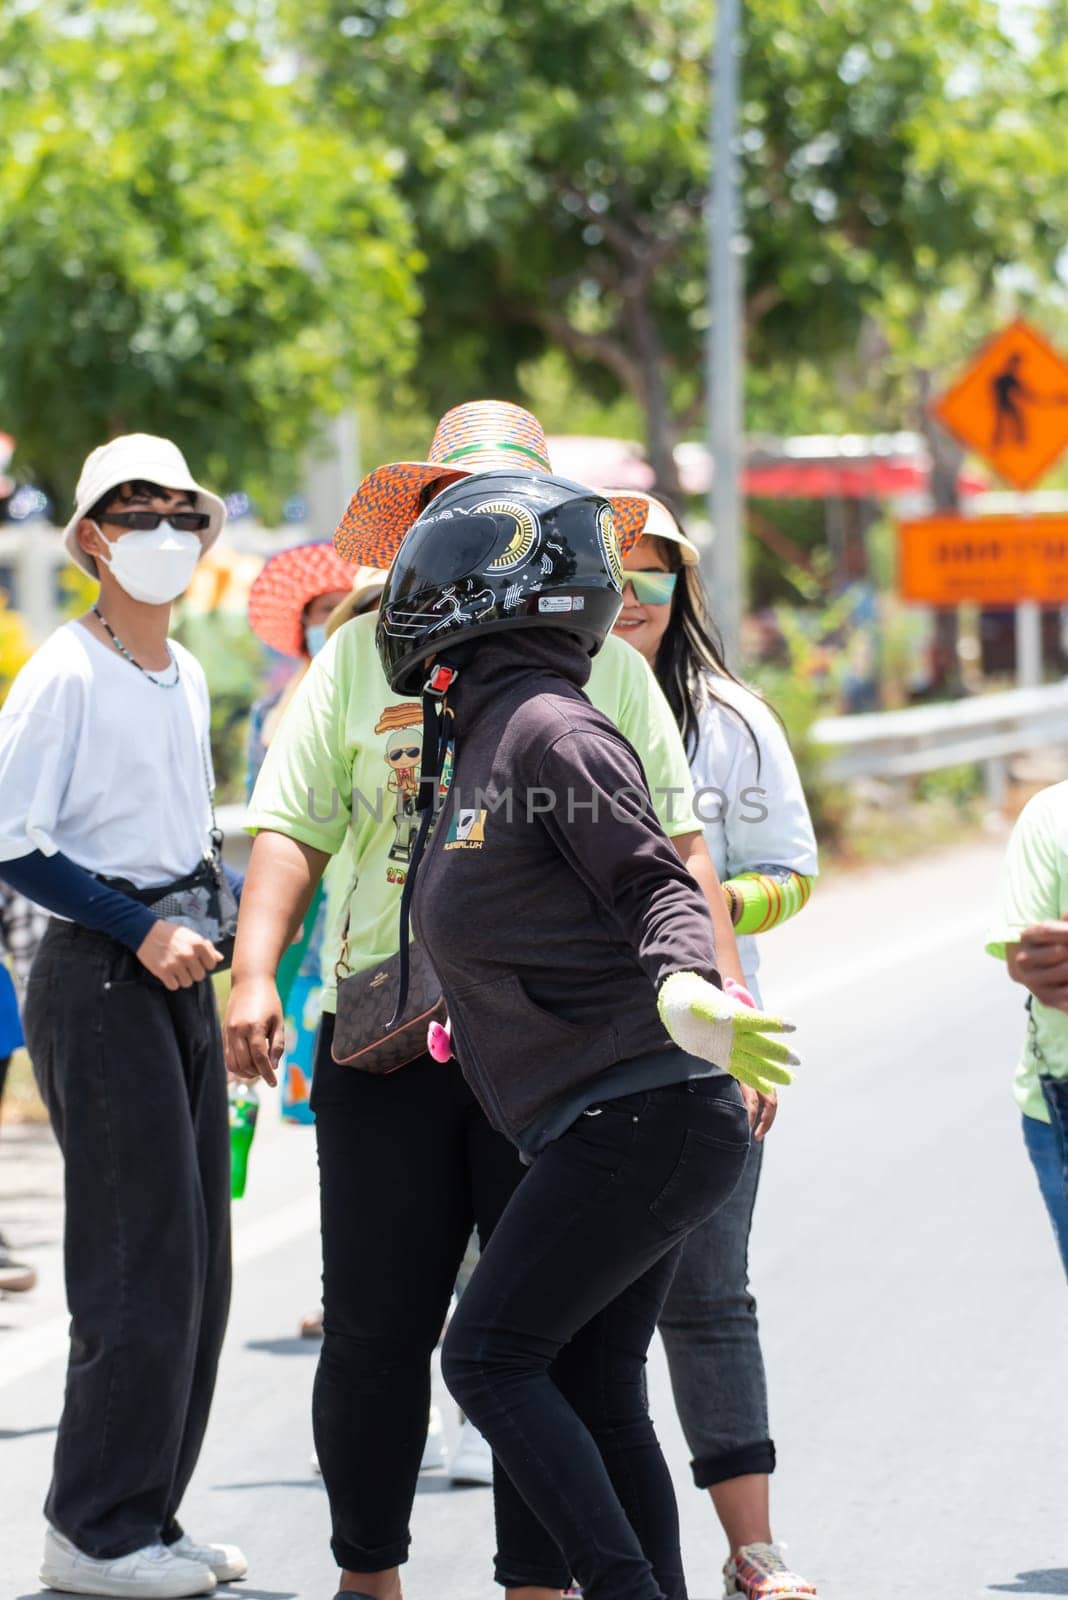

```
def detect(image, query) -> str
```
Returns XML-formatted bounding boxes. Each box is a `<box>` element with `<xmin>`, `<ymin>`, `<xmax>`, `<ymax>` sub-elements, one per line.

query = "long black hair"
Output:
<box><xmin>637</xmin><ymin>506</ymin><xmax>766</xmax><ymax>767</ymax></box>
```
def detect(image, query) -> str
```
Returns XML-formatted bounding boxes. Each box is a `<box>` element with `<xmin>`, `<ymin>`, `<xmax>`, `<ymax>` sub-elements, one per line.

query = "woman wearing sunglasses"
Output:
<box><xmin>611</xmin><ymin>493</ymin><xmax>819</xmax><ymax>1600</ymax></box>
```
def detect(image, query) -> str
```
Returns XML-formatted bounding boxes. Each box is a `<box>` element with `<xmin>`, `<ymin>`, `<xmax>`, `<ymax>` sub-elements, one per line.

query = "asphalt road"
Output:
<box><xmin>2</xmin><ymin>837</ymin><xmax>1066</xmax><ymax>1600</ymax></box>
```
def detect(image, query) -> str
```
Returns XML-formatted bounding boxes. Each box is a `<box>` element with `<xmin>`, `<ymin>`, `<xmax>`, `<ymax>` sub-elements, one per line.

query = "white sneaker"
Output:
<box><xmin>169</xmin><ymin>1534</ymin><xmax>248</xmax><ymax>1583</ymax></box>
<box><xmin>420</xmin><ymin>1404</ymin><xmax>447</xmax><ymax>1472</ymax></box>
<box><xmin>449</xmin><ymin>1418</ymin><xmax>494</xmax><ymax>1486</ymax></box>
<box><xmin>40</xmin><ymin>1527</ymin><xmax>216</xmax><ymax>1598</ymax></box>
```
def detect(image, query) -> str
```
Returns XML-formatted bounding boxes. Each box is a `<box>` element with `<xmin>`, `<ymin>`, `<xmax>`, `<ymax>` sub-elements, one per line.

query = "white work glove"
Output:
<box><xmin>658</xmin><ymin>970</ymin><xmax>798</xmax><ymax>1097</ymax></box>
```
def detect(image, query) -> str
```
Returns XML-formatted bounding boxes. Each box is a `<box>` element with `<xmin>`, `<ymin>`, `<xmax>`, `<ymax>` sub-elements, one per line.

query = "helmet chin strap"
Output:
<box><xmin>387</xmin><ymin>658</ymin><xmax>461</xmax><ymax>1030</ymax></box>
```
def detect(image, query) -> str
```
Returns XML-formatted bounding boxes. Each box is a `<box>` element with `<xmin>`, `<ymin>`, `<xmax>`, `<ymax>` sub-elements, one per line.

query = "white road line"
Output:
<box><xmin>0</xmin><ymin>1192</ymin><xmax>321</xmax><ymax>1393</ymax></box>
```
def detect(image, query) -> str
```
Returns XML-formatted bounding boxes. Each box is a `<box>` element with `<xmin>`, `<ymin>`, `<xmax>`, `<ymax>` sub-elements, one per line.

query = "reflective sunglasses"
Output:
<box><xmin>622</xmin><ymin>569</ymin><xmax>678</xmax><ymax>605</ymax></box>
<box><xmin>99</xmin><ymin>510</ymin><xmax>211</xmax><ymax>533</ymax></box>
<box><xmin>388</xmin><ymin>745</ymin><xmax>421</xmax><ymax>761</ymax></box>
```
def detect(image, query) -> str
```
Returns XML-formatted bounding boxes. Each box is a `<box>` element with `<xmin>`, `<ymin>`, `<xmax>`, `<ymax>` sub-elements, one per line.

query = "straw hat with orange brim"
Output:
<box><xmin>247</xmin><ymin>541</ymin><xmax>356</xmax><ymax>659</ymax></box>
<box><xmin>608</xmin><ymin>490</ymin><xmax>702</xmax><ymax>566</ymax></box>
<box><xmin>334</xmin><ymin>400</ymin><xmax>649</xmax><ymax>569</ymax></box>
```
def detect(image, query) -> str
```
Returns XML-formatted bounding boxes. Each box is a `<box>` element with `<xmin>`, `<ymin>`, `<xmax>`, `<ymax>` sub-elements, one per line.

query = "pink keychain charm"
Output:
<box><xmin>427</xmin><ymin>1018</ymin><xmax>453</xmax><ymax>1062</ymax></box>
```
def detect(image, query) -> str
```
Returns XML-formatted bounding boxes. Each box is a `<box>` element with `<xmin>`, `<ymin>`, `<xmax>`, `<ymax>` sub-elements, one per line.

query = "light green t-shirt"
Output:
<box><xmin>986</xmin><ymin>780</ymin><xmax>1068</xmax><ymax>1124</ymax></box>
<box><xmin>247</xmin><ymin>614</ymin><xmax>697</xmax><ymax>1011</ymax></box>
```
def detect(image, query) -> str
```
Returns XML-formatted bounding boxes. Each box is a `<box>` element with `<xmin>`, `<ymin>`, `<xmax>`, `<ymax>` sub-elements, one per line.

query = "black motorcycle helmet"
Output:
<box><xmin>376</xmin><ymin>470</ymin><xmax>625</xmax><ymax>694</ymax></box>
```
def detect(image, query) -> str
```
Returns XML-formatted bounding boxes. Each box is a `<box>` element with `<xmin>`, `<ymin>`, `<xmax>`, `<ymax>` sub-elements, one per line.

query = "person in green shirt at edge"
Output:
<box><xmin>225</xmin><ymin>402</ymin><xmax>753</xmax><ymax>1600</ymax></box>
<box><xmin>986</xmin><ymin>779</ymin><xmax>1068</xmax><ymax>1278</ymax></box>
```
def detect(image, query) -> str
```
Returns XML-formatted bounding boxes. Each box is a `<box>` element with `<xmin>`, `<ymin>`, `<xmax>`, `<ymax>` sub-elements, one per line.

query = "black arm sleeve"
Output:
<box><xmin>0</xmin><ymin>850</ymin><xmax>157</xmax><ymax>952</ymax></box>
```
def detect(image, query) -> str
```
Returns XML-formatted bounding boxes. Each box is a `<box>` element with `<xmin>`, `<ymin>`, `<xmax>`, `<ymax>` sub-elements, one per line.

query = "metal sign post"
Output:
<box><xmin>304</xmin><ymin>410</ymin><xmax>360</xmax><ymax>538</ymax></box>
<box><xmin>1016</xmin><ymin>599</ymin><xmax>1043</xmax><ymax>687</ymax></box>
<box><xmin>1015</xmin><ymin>492</ymin><xmax>1042</xmax><ymax>688</ymax></box>
<box><xmin>706</xmin><ymin>0</ymin><xmax>743</xmax><ymax>668</ymax></box>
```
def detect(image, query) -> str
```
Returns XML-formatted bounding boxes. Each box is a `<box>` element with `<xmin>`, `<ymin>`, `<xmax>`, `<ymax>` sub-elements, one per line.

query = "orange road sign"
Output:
<box><xmin>931</xmin><ymin>320</ymin><xmax>1068</xmax><ymax>490</ymax></box>
<box><xmin>898</xmin><ymin>514</ymin><xmax>1068</xmax><ymax>605</ymax></box>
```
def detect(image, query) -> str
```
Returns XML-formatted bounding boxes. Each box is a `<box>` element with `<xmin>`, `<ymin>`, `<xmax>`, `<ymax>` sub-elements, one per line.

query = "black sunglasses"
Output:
<box><xmin>98</xmin><ymin>510</ymin><xmax>211</xmax><ymax>533</ymax></box>
<box><xmin>388</xmin><ymin>746</ymin><xmax>421</xmax><ymax>761</ymax></box>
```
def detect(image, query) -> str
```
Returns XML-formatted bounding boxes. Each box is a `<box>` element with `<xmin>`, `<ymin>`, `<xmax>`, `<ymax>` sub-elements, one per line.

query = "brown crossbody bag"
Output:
<box><xmin>331</xmin><ymin>675</ymin><xmax>453</xmax><ymax>1074</ymax></box>
<box><xmin>331</xmin><ymin>926</ymin><xmax>446</xmax><ymax>1075</ymax></box>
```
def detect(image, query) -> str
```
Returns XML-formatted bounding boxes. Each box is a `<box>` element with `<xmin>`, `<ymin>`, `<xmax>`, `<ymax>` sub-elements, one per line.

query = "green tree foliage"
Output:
<box><xmin>291</xmin><ymin>0</ymin><xmax>712</xmax><ymax>487</ymax></box>
<box><xmin>0</xmin><ymin>0</ymin><xmax>421</xmax><ymax>510</ymax></box>
<box><xmin>292</xmin><ymin>0</ymin><xmax>1067</xmax><ymax>490</ymax></box>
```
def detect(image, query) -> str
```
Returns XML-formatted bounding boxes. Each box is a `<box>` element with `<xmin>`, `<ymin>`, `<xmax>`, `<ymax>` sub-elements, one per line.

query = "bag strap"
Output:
<box><xmin>387</xmin><ymin>663</ymin><xmax>457</xmax><ymax>1029</ymax></box>
<box><xmin>197</xmin><ymin>731</ymin><xmax>224</xmax><ymax>866</ymax></box>
<box><xmin>95</xmin><ymin>858</ymin><xmax>216</xmax><ymax>904</ymax></box>
<box><xmin>1026</xmin><ymin>994</ymin><xmax>1049</xmax><ymax>1072</ymax></box>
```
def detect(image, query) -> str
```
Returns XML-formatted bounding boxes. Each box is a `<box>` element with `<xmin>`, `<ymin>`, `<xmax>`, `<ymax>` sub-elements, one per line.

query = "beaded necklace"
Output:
<box><xmin>92</xmin><ymin>606</ymin><xmax>181</xmax><ymax>690</ymax></box>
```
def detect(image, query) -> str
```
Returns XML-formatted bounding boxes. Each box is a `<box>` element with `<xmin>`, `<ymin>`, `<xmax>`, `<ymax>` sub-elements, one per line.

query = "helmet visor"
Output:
<box><xmin>387</xmin><ymin>509</ymin><xmax>504</xmax><ymax>597</ymax></box>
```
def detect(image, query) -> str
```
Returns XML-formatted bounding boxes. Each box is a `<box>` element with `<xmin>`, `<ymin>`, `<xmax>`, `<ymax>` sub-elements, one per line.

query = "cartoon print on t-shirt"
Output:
<box><xmin>375</xmin><ymin>704</ymin><xmax>423</xmax><ymax>879</ymax></box>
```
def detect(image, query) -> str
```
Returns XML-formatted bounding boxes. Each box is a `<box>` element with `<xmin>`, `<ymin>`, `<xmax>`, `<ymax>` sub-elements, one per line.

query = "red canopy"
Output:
<box><xmin>548</xmin><ymin>432</ymin><xmax>987</xmax><ymax>501</ymax></box>
<box><xmin>675</xmin><ymin>436</ymin><xmax>987</xmax><ymax>500</ymax></box>
<box><xmin>741</xmin><ymin>457</ymin><xmax>987</xmax><ymax>499</ymax></box>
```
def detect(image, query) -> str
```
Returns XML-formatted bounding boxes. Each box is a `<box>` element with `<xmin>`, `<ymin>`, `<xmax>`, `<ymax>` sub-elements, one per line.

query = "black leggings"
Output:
<box><xmin>442</xmin><ymin>1077</ymin><xmax>752</xmax><ymax>1600</ymax></box>
<box><xmin>310</xmin><ymin>1015</ymin><xmax>569</xmax><ymax>1587</ymax></box>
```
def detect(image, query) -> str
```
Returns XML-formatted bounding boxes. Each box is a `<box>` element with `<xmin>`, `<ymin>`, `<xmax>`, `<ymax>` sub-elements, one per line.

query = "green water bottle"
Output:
<box><xmin>229</xmin><ymin>1081</ymin><xmax>259</xmax><ymax>1200</ymax></box>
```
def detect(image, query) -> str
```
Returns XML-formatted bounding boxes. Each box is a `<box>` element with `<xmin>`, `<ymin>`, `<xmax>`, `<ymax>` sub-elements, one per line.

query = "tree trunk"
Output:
<box><xmin>917</xmin><ymin>367</ymin><xmax>965</xmax><ymax>698</ymax></box>
<box><xmin>627</xmin><ymin>294</ymin><xmax>683</xmax><ymax>501</ymax></box>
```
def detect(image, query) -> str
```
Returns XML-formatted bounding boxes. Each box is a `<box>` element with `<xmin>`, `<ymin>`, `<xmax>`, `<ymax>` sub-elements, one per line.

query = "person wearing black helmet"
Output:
<box><xmin>228</xmin><ymin>408</ymin><xmax>754</xmax><ymax>1600</ymax></box>
<box><xmin>376</xmin><ymin>470</ymin><xmax>799</xmax><ymax>1600</ymax></box>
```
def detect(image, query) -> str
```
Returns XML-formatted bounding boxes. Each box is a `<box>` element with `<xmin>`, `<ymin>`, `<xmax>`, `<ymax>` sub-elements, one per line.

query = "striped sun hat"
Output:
<box><xmin>334</xmin><ymin>399</ymin><xmax>647</xmax><ymax>568</ymax></box>
<box><xmin>247</xmin><ymin>541</ymin><xmax>358</xmax><ymax>658</ymax></box>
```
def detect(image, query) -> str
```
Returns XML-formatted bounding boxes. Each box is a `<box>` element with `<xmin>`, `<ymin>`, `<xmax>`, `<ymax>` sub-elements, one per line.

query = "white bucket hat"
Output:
<box><xmin>62</xmin><ymin>433</ymin><xmax>227</xmax><ymax>578</ymax></box>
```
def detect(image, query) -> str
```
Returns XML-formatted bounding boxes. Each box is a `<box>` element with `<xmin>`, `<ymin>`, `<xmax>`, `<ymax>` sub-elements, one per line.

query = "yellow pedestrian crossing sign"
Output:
<box><xmin>931</xmin><ymin>319</ymin><xmax>1068</xmax><ymax>490</ymax></box>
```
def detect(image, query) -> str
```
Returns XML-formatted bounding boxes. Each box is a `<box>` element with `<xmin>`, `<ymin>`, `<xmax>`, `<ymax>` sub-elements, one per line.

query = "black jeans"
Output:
<box><xmin>311</xmin><ymin>1015</ymin><xmax>569</xmax><ymax>1587</ymax></box>
<box><xmin>442</xmin><ymin>1076</ymin><xmax>751</xmax><ymax>1600</ymax></box>
<box><xmin>23</xmin><ymin>921</ymin><xmax>231</xmax><ymax>1560</ymax></box>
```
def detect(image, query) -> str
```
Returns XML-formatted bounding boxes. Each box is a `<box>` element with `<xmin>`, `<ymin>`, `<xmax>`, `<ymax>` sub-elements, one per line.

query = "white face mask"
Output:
<box><xmin>91</xmin><ymin>521</ymin><xmax>202</xmax><ymax>605</ymax></box>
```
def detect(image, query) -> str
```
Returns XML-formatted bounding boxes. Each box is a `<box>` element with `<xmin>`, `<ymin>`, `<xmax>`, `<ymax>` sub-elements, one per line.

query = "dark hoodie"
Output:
<box><xmin>410</xmin><ymin>630</ymin><xmax>723</xmax><ymax>1155</ymax></box>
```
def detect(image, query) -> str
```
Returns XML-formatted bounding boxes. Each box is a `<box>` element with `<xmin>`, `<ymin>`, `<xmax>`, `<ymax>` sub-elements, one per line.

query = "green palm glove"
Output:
<box><xmin>657</xmin><ymin>971</ymin><xmax>798</xmax><ymax>1096</ymax></box>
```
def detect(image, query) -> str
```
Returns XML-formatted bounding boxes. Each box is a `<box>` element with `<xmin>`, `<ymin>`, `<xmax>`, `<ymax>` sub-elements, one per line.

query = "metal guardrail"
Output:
<box><xmin>812</xmin><ymin>680</ymin><xmax>1068</xmax><ymax>797</ymax></box>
